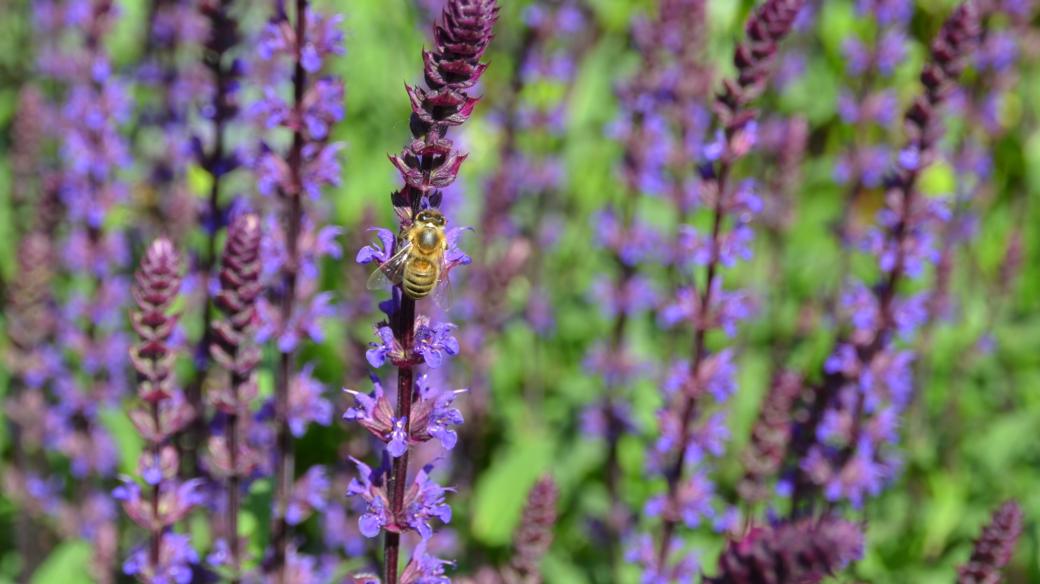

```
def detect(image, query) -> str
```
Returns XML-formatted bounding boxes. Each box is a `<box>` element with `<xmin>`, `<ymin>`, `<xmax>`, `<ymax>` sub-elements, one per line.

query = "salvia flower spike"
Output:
<box><xmin>957</xmin><ymin>501</ymin><xmax>1024</xmax><ymax>584</ymax></box>
<box><xmin>52</xmin><ymin>2</ymin><xmax>134</xmax><ymax>578</ymax></box>
<box><xmin>184</xmin><ymin>0</ymin><xmax>248</xmax><ymax>476</ymax></box>
<box><xmin>347</xmin><ymin>1</ymin><xmax>498</xmax><ymax>583</ymax></box>
<box><xmin>251</xmin><ymin>0</ymin><xmax>344</xmax><ymax>575</ymax></box>
<box><xmin>643</xmin><ymin>0</ymin><xmax>805</xmax><ymax>576</ymax></box>
<box><xmin>117</xmin><ymin>238</ymin><xmax>204</xmax><ymax>582</ymax></box>
<box><xmin>788</xmin><ymin>0</ymin><xmax>981</xmax><ymax>512</ymax></box>
<box><xmin>706</xmin><ymin>518</ymin><xmax>864</xmax><ymax>584</ymax></box>
<box><xmin>507</xmin><ymin>476</ymin><xmax>560</xmax><ymax>583</ymax></box>
<box><xmin>208</xmin><ymin>213</ymin><xmax>263</xmax><ymax>578</ymax></box>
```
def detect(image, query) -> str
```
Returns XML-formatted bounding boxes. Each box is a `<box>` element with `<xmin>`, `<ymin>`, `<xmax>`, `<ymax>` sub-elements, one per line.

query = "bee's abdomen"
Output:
<box><xmin>403</xmin><ymin>258</ymin><xmax>438</xmax><ymax>299</ymax></box>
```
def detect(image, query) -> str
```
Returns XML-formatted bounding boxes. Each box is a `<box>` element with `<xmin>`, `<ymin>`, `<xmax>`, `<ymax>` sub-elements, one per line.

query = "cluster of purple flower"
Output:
<box><xmin>584</xmin><ymin>1</ymin><xmax>717</xmax><ymax>554</ymax></box>
<box><xmin>115</xmin><ymin>238</ymin><xmax>204</xmax><ymax>583</ymax></box>
<box><xmin>833</xmin><ymin>0</ymin><xmax>913</xmax><ymax>197</ymax></box>
<box><xmin>638</xmin><ymin>1</ymin><xmax>808</xmax><ymax>578</ymax></box>
<box><xmin>44</xmin><ymin>2</ymin><xmax>134</xmax><ymax>579</ymax></box>
<box><xmin>249</xmin><ymin>0</ymin><xmax>344</xmax><ymax>577</ymax></box>
<box><xmin>346</xmin><ymin>1</ymin><xmax>499</xmax><ymax>581</ymax></box>
<box><xmin>789</xmin><ymin>0</ymin><xmax>982</xmax><ymax>511</ymax></box>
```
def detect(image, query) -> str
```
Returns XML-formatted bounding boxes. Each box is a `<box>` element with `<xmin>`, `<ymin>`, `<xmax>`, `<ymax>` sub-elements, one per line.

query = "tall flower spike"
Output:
<box><xmin>957</xmin><ymin>501</ymin><xmax>1024</xmax><ymax>584</ymax></box>
<box><xmin>585</xmin><ymin>0</ymin><xmax>711</xmax><ymax>557</ymax></box>
<box><xmin>786</xmin><ymin>0</ymin><xmax>981</xmax><ymax>512</ymax></box>
<box><xmin>251</xmin><ymin>0</ymin><xmax>345</xmax><ymax>575</ymax></box>
<box><xmin>119</xmin><ymin>238</ymin><xmax>203</xmax><ymax>582</ymax></box>
<box><xmin>184</xmin><ymin>0</ymin><xmax>247</xmax><ymax>477</ymax></box>
<box><xmin>506</xmin><ymin>476</ymin><xmax>559</xmax><ymax>583</ymax></box>
<box><xmin>209</xmin><ymin>213</ymin><xmax>263</xmax><ymax>578</ymax></box>
<box><xmin>707</xmin><ymin>518</ymin><xmax>864</xmax><ymax>584</ymax></box>
<box><xmin>645</xmin><ymin>0</ymin><xmax>804</xmax><ymax>574</ymax></box>
<box><xmin>40</xmin><ymin>2</ymin><xmax>132</xmax><ymax>579</ymax></box>
<box><xmin>738</xmin><ymin>371</ymin><xmax>801</xmax><ymax>505</ymax></box>
<box><xmin>3</xmin><ymin>231</ymin><xmax>57</xmax><ymax>579</ymax></box>
<box><xmin>131</xmin><ymin>239</ymin><xmax>182</xmax><ymax>403</ymax></box>
<box><xmin>348</xmin><ymin>1</ymin><xmax>498</xmax><ymax>583</ymax></box>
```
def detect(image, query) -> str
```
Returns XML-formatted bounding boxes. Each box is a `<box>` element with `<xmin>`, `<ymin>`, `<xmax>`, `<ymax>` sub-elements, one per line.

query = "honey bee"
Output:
<box><xmin>367</xmin><ymin>209</ymin><xmax>451</xmax><ymax>301</ymax></box>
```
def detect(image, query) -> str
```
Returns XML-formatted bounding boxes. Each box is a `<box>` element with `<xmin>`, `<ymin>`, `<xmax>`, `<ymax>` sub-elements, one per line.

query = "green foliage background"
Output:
<box><xmin>0</xmin><ymin>0</ymin><xmax>1038</xmax><ymax>582</ymax></box>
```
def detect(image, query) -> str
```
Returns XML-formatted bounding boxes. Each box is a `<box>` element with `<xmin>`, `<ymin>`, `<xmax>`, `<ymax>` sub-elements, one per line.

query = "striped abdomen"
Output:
<box><xmin>403</xmin><ymin>256</ymin><xmax>439</xmax><ymax>299</ymax></box>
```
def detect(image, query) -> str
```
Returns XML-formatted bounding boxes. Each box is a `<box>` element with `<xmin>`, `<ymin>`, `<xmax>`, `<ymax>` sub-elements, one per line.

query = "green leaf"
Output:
<box><xmin>922</xmin><ymin>473</ymin><xmax>966</xmax><ymax>555</ymax></box>
<box><xmin>99</xmin><ymin>406</ymin><xmax>142</xmax><ymax>475</ymax></box>
<box><xmin>543</xmin><ymin>551</ymin><xmax>591</xmax><ymax>584</ymax></box>
<box><xmin>186</xmin><ymin>163</ymin><xmax>214</xmax><ymax>198</ymax></box>
<box><xmin>919</xmin><ymin>161</ymin><xmax>956</xmax><ymax>196</ymax></box>
<box><xmin>31</xmin><ymin>541</ymin><xmax>93</xmax><ymax>584</ymax></box>
<box><xmin>471</xmin><ymin>435</ymin><xmax>555</xmax><ymax>545</ymax></box>
<box><xmin>245</xmin><ymin>480</ymin><xmax>273</xmax><ymax>555</ymax></box>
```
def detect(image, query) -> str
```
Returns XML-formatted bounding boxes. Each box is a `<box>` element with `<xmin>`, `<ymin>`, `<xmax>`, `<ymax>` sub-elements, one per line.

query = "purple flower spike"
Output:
<box><xmin>707</xmin><ymin>519</ymin><xmax>864</xmax><ymax>583</ymax></box>
<box><xmin>118</xmin><ymin>239</ymin><xmax>205</xmax><ymax>580</ymax></box>
<box><xmin>788</xmin><ymin>1</ymin><xmax>981</xmax><ymax>512</ymax></box>
<box><xmin>957</xmin><ymin>501</ymin><xmax>1024</xmax><ymax>584</ymax></box>
<box><xmin>347</xmin><ymin>1</ymin><xmax>498</xmax><ymax>581</ymax></box>
<box><xmin>629</xmin><ymin>0</ymin><xmax>806</xmax><ymax>570</ymax></box>
<box><xmin>249</xmin><ymin>0</ymin><xmax>346</xmax><ymax>572</ymax></box>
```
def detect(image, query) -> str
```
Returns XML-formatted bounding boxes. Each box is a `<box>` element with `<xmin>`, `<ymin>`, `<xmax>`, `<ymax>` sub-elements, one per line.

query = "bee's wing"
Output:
<box><xmin>431</xmin><ymin>254</ymin><xmax>457</xmax><ymax>310</ymax></box>
<box><xmin>431</xmin><ymin>272</ymin><xmax>455</xmax><ymax>310</ymax></box>
<box><xmin>366</xmin><ymin>242</ymin><xmax>411</xmax><ymax>291</ymax></box>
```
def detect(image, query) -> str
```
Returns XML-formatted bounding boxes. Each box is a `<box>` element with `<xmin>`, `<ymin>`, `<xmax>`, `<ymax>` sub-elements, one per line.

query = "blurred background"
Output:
<box><xmin>0</xmin><ymin>0</ymin><xmax>1039</xmax><ymax>582</ymax></box>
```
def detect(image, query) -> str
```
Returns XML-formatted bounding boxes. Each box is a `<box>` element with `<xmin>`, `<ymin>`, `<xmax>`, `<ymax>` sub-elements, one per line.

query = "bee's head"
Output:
<box><xmin>416</xmin><ymin>210</ymin><xmax>446</xmax><ymax>227</ymax></box>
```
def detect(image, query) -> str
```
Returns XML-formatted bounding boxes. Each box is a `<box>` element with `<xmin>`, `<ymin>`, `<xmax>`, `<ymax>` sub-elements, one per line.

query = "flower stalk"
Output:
<box><xmin>347</xmin><ymin>1</ymin><xmax>499</xmax><ymax>581</ymax></box>
<box><xmin>652</xmin><ymin>0</ymin><xmax>804</xmax><ymax>568</ymax></box>
<box><xmin>251</xmin><ymin>0</ymin><xmax>345</xmax><ymax>576</ymax></box>
<box><xmin>116</xmin><ymin>238</ymin><xmax>203</xmax><ymax>582</ymax></box>
<box><xmin>957</xmin><ymin>501</ymin><xmax>1023</xmax><ymax>584</ymax></box>
<box><xmin>3</xmin><ymin>231</ymin><xmax>57</xmax><ymax>579</ymax></box>
<box><xmin>272</xmin><ymin>3</ymin><xmax>309</xmax><ymax>573</ymax></box>
<box><xmin>185</xmin><ymin>0</ymin><xmax>245</xmax><ymax>475</ymax></box>
<box><xmin>787</xmin><ymin>0</ymin><xmax>981</xmax><ymax>513</ymax></box>
<box><xmin>209</xmin><ymin>213</ymin><xmax>263</xmax><ymax>580</ymax></box>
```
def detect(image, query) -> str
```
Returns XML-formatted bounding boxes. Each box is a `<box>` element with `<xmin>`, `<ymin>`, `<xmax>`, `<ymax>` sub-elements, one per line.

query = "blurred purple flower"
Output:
<box><xmin>288</xmin><ymin>365</ymin><xmax>333</xmax><ymax>437</ymax></box>
<box><xmin>287</xmin><ymin>466</ymin><xmax>330</xmax><ymax>525</ymax></box>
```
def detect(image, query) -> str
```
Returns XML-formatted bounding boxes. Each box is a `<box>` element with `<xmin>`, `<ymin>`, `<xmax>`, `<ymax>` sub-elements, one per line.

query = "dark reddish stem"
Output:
<box><xmin>227</xmin><ymin>374</ymin><xmax>244</xmax><ymax>582</ymax></box>
<box><xmin>384</xmin><ymin>296</ymin><xmax>416</xmax><ymax>584</ymax></box>
<box><xmin>186</xmin><ymin>0</ymin><xmax>237</xmax><ymax>477</ymax></box>
<box><xmin>271</xmin><ymin>1</ymin><xmax>307</xmax><ymax>580</ymax></box>
<box><xmin>150</xmin><ymin>401</ymin><xmax>162</xmax><ymax>570</ymax></box>
<box><xmin>657</xmin><ymin>163</ymin><xmax>730</xmax><ymax>565</ymax></box>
